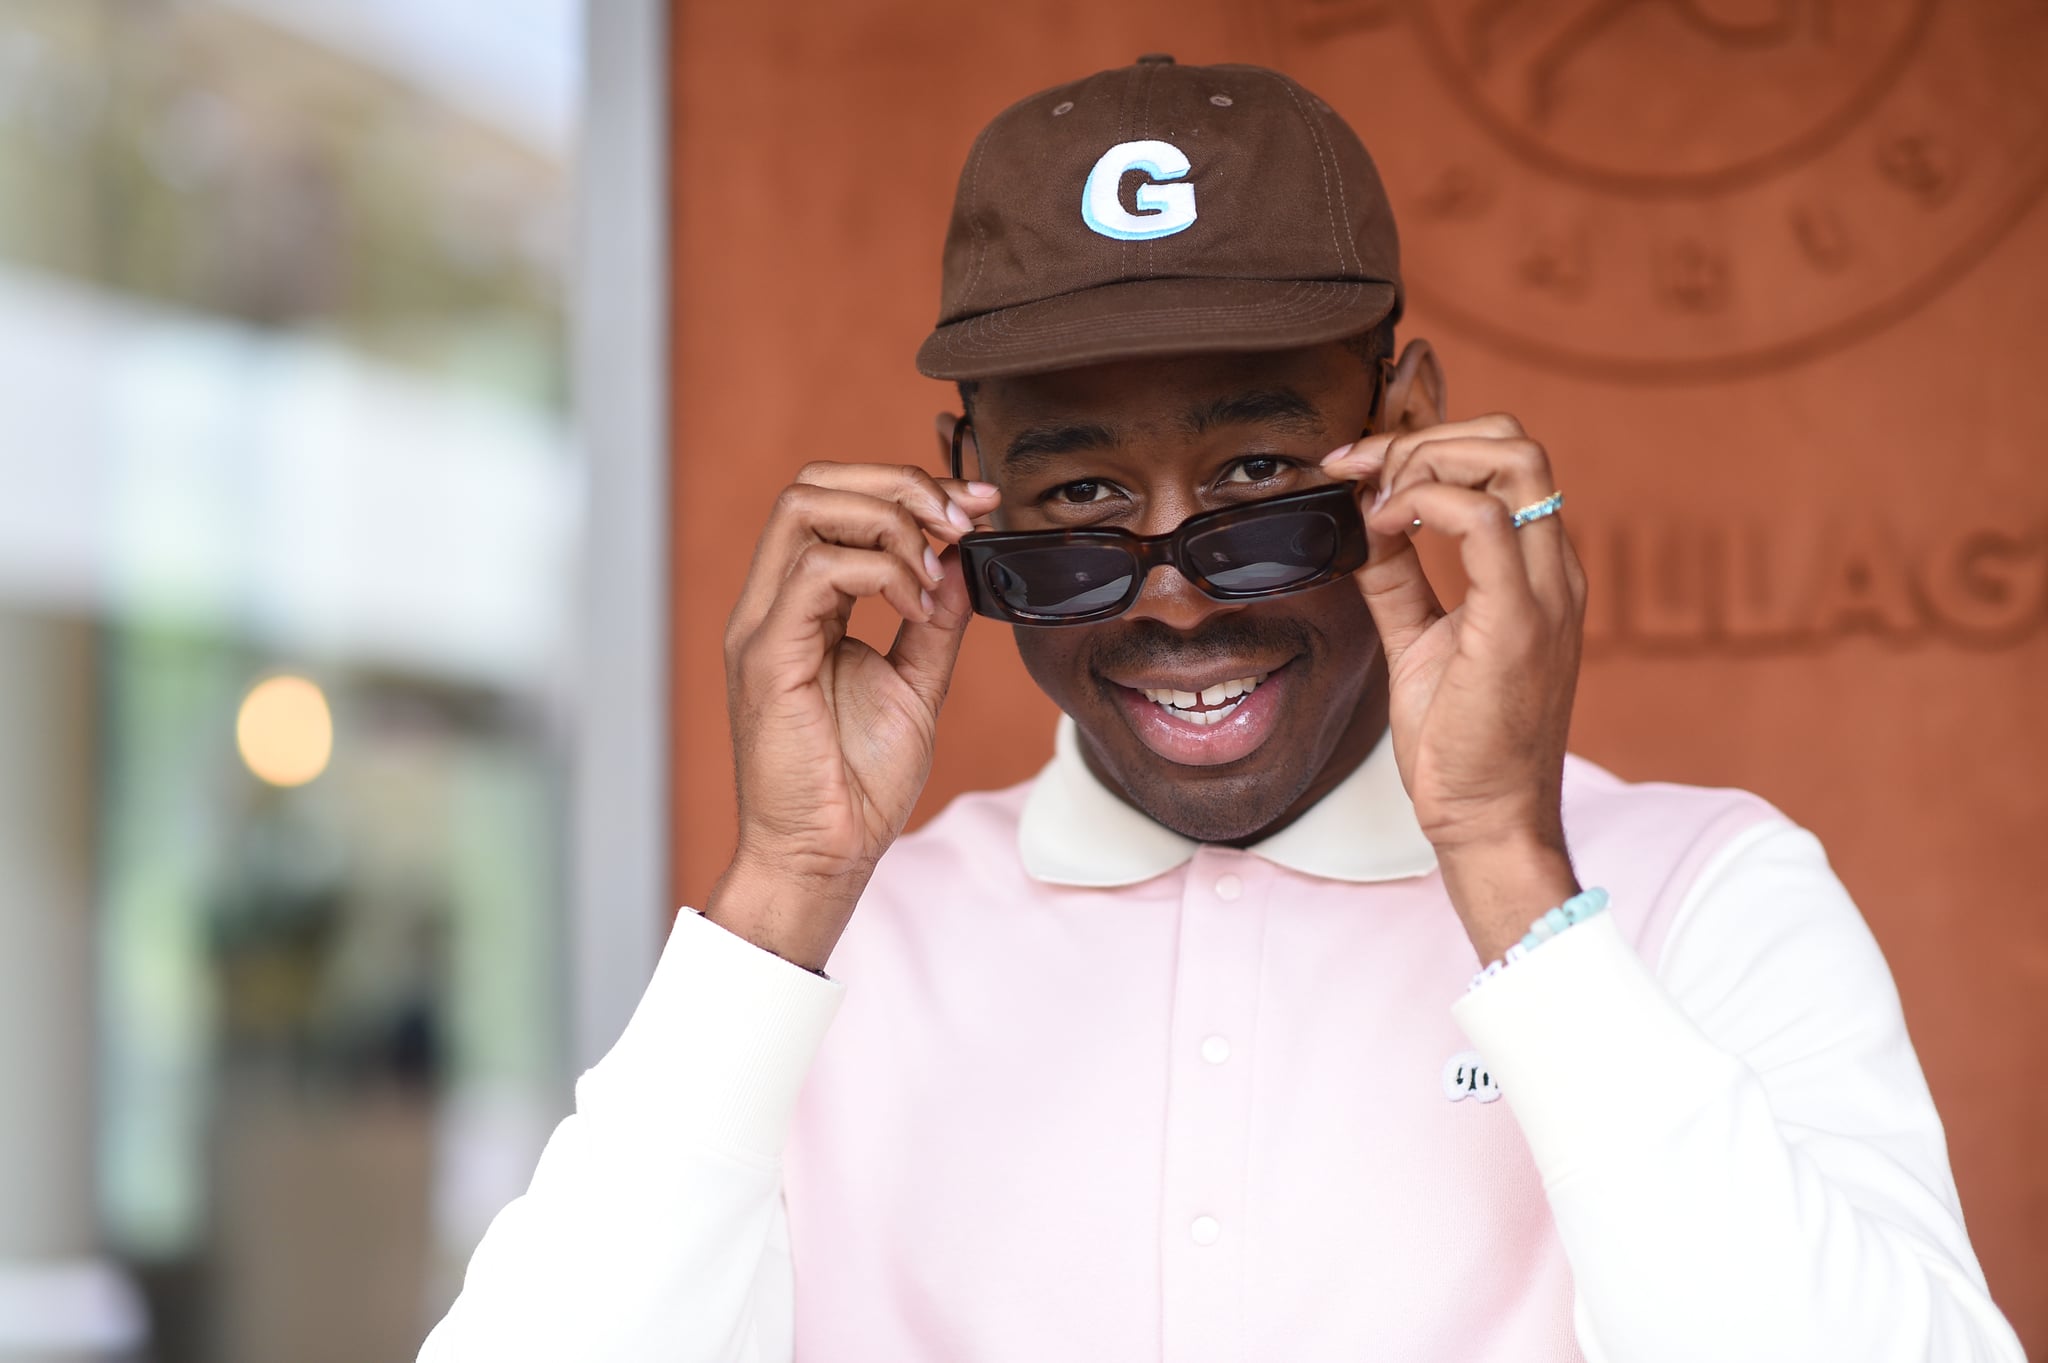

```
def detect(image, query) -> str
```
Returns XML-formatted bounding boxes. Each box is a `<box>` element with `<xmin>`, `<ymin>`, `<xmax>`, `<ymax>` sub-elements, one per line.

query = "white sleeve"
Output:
<box><xmin>1450</xmin><ymin>820</ymin><xmax>2025</xmax><ymax>1363</ymax></box>
<box><xmin>417</xmin><ymin>908</ymin><xmax>843</xmax><ymax>1363</ymax></box>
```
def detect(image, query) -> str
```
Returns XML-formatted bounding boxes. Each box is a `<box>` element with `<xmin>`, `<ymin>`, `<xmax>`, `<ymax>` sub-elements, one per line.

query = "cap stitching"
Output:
<box><xmin>1293</xmin><ymin>85</ymin><xmax>1360</xmax><ymax>276</ymax></box>
<box><xmin>946</xmin><ymin>81</ymin><xmax>1068</xmax><ymax>319</ymax></box>
<box><xmin>938</xmin><ymin>299</ymin><xmax>1374</xmax><ymax>358</ymax></box>
<box><xmin>955</xmin><ymin>272</ymin><xmax>1342</xmax><ymax>313</ymax></box>
<box><xmin>955</xmin><ymin>124</ymin><xmax>998</xmax><ymax>313</ymax></box>
<box><xmin>1266</xmin><ymin>71</ymin><xmax>1354</xmax><ymax>275</ymax></box>
<box><xmin>918</xmin><ymin>282</ymin><xmax>1395</xmax><ymax>373</ymax></box>
<box><xmin>946</xmin><ymin>274</ymin><xmax>1356</xmax><ymax>324</ymax></box>
<box><xmin>950</xmin><ymin>275</ymin><xmax>1379</xmax><ymax>322</ymax></box>
<box><xmin>1141</xmin><ymin>64</ymin><xmax>1158</xmax><ymax>279</ymax></box>
<box><xmin>948</xmin><ymin>280</ymin><xmax>1381</xmax><ymax>343</ymax></box>
<box><xmin>970</xmin><ymin>296</ymin><xmax>1352</xmax><ymax>340</ymax></box>
<box><xmin>1116</xmin><ymin>69</ymin><xmax>1135</xmax><ymax>281</ymax></box>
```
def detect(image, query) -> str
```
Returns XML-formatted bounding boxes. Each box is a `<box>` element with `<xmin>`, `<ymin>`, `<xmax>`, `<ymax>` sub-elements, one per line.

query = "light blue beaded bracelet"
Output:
<box><xmin>1467</xmin><ymin>887</ymin><xmax>1610</xmax><ymax>992</ymax></box>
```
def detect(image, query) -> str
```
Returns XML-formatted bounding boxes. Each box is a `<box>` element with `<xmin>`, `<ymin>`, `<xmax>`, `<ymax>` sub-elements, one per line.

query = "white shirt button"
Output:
<box><xmin>1214</xmin><ymin>874</ymin><xmax>1243</xmax><ymax>901</ymax></box>
<box><xmin>1190</xmin><ymin>1215</ymin><xmax>1221</xmax><ymax>1246</ymax></box>
<box><xmin>1200</xmin><ymin>1035</ymin><xmax>1231</xmax><ymax>1065</ymax></box>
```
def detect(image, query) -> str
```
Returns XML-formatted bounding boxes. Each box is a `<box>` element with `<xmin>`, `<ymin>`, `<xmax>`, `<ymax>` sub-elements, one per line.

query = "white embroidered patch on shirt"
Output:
<box><xmin>1442</xmin><ymin>1049</ymin><xmax>1501</xmax><ymax>1103</ymax></box>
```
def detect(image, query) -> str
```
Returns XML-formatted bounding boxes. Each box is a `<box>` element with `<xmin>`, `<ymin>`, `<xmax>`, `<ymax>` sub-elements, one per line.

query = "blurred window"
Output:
<box><xmin>0</xmin><ymin>2</ymin><xmax>584</xmax><ymax>1359</ymax></box>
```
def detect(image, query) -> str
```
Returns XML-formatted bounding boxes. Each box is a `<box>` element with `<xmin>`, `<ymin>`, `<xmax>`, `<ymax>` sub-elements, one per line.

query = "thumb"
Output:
<box><xmin>886</xmin><ymin>544</ymin><xmax>973</xmax><ymax>712</ymax></box>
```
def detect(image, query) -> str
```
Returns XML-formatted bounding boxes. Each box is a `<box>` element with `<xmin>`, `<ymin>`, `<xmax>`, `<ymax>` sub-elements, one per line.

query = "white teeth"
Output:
<box><xmin>1198</xmin><ymin>677</ymin><xmax>1259</xmax><ymax>706</ymax></box>
<box><xmin>1139</xmin><ymin>673</ymin><xmax>1267</xmax><ymax>723</ymax></box>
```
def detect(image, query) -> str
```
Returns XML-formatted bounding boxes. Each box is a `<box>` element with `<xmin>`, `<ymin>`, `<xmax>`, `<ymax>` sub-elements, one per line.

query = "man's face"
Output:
<box><xmin>967</xmin><ymin>341</ymin><xmax>1390</xmax><ymax>844</ymax></box>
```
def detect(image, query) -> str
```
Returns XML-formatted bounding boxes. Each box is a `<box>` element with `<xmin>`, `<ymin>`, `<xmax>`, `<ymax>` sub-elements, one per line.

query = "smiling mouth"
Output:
<box><xmin>1134</xmin><ymin>673</ymin><xmax>1269</xmax><ymax>727</ymax></box>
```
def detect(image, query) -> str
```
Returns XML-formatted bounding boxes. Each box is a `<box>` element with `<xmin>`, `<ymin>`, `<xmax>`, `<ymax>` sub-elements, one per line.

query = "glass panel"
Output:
<box><xmin>0</xmin><ymin>2</ymin><xmax>584</xmax><ymax>1358</ymax></box>
<box><xmin>985</xmin><ymin>545</ymin><xmax>1136</xmax><ymax>616</ymax></box>
<box><xmin>1186</xmin><ymin>512</ymin><xmax>1339</xmax><ymax>592</ymax></box>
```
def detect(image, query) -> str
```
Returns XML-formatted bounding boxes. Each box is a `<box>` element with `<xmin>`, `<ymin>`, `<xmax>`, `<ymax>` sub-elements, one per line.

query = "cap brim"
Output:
<box><xmin>915</xmin><ymin>275</ymin><xmax>1399</xmax><ymax>381</ymax></box>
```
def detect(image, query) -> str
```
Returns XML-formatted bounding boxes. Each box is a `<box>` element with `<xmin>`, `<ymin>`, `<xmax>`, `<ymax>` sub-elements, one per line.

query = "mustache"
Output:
<box><xmin>1088</xmin><ymin>615</ymin><xmax>1315</xmax><ymax>676</ymax></box>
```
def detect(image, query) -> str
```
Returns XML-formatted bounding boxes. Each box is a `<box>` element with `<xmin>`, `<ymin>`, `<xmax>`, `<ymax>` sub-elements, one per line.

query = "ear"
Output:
<box><xmin>932</xmin><ymin>410</ymin><xmax>983</xmax><ymax>481</ymax></box>
<box><xmin>1379</xmin><ymin>337</ymin><xmax>1448</xmax><ymax>434</ymax></box>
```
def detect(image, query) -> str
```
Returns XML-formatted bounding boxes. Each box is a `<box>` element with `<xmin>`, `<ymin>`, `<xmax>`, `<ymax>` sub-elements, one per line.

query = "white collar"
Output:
<box><xmin>1017</xmin><ymin>715</ymin><xmax>1439</xmax><ymax>887</ymax></box>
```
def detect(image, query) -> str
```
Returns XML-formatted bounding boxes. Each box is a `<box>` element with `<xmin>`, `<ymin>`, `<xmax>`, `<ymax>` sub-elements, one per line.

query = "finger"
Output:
<box><xmin>1326</xmin><ymin>410</ymin><xmax>1522</xmax><ymax>478</ymax></box>
<box><xmin>1382</xmin><ymin>434</ymin><xmax>1554</xmax><ymax>505</ymax></box>
<box><xmin>1355</xmin><ymin>510</ymin><xmax>1446</xmax><ymax>668</ymax></box>
<box><xmin>735</xmin><ymin>484</ymin><xmax>945</xmax><ymax>639</ymax></box>
<box><xmin>796</xmin><ymin>461</ymin><xmax>1002</xmax><ymax>543</ymax></box>
<box><xmin>1377</xmin><ymin>434</ymin><xmax>1569</xmax><ymax>610</ymax></box>
<box><xmin>1370</xmin><ymin>483</ymin><xmax>1543</xmax><ymax>630</ymax></box>
<box><xmin>885</xmin><ymin>543</ymin><xmax>975</xmax><ymax>713</ymax></box>
<box><xmin>737</xmin><ymin>543</ymin><xmax>933</xmax><ymax>686</ymax></box>
<box><xmin>1379</xmin><ymin>413</ymin><xmax>1526</xmax><ymax>502</ymax></box>
<box><xmin>1320</xmin><ymin>431</ymin><xmax>1394</xmax><ymax>485</ymax></box>
<box><xmin>1559</xmin><ymin>522</ymin><xmax>1589</xmax><ymax>621</ymax></box>
<box><xmin>1385</xmin><ymin>413</ymin><xmax>1527</xmax><ymax>470</ymax></box>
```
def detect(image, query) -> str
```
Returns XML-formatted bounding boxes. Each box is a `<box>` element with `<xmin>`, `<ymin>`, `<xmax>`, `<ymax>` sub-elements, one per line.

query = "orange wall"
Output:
<box><xmin>670</xmin><ymin>1</ymin><xmax>2048</xmax><ymax>1346</ymax></box>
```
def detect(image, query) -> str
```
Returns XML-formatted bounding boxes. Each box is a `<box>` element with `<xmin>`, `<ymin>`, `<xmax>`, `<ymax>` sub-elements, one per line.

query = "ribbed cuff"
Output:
<box><xmin>576</xmin><ymin>906</ymin><xmax>846</xmax><ymax>1162</ymax></box>
<box><xmin>1450</xmin><ymin>911</ymin><xmax>1745</xmax><ymax>1183</ymax></box>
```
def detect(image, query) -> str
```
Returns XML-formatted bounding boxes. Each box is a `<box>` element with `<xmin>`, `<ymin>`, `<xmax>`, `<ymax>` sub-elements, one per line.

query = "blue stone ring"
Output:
<box><xmin>1511</xmin><ymin>490</ymin><xmax>1564</xmax><ymax>530</ymax></box>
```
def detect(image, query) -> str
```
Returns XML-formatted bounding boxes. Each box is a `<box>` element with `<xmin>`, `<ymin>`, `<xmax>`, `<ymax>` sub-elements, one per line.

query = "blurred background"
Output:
<box><xmin>0</xmin><ymin>1</ymin><xmax>652</xmax><ymax>1360</ymax></box>
<box><xmin>1</xmin><ymin>0</ymin><xmax>2043</xmax><ymax>1360</ymax></box>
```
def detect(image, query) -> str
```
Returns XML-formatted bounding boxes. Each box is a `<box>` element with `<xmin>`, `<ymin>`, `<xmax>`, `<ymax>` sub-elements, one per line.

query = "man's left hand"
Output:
<box><xmin>1323</xmin><ymin>413</ymin><xmax>1589</xmax><ymax>961</ymax></box>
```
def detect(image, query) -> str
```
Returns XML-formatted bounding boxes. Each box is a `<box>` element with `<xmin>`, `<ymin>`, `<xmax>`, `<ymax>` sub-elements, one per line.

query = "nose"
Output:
<box><xmin>1120</xmin><ymin>561</ymin><xmax>1244</xmax><ymax>631</ymax></box>
<box><xmin>1119</xmin><ymin>498</ymin><xmax>1244</xmax><ymax>631</ymax></box>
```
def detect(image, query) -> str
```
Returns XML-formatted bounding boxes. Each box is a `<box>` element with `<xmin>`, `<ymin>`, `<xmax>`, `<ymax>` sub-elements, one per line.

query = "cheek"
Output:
<box><xmin>1011</xmin><ymin>625</ymin><xmax>1094</xmax><ymax>710</ymax></box>
<box><xmin>1300</xmin><ymin>588</ymin><xmax>1384</xmax><ymax>691</ymax></box>
<box><xmin>1323</xmin><ymin>590</ymin><xmax>1382</xmax><ymax>661</ymax></box>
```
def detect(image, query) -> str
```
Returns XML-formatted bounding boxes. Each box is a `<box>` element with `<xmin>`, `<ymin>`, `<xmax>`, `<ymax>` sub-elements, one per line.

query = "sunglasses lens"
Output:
<box><xmin>1184</xmin><ymin>511</ymin><xmax>1342</xmax><ymax>594</ymax></box>
<box><xmin>983</xmin><ymin>545</ymin><xmax>1135</xmax><ymax>619</ymax></box>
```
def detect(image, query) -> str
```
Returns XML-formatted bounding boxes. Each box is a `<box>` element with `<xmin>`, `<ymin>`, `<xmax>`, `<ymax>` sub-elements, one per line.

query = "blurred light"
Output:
<box><xmin>235</xmin><ymin>675</ymin><xmax>333</xmax><ymax>787</ymax></box>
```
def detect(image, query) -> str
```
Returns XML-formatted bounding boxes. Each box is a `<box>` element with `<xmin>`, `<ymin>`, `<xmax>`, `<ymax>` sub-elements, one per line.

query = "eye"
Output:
<box><xmin>1053</xmin><ymin>479</ymin><xmax>1118</xmax><ymax>504</ymax></box>
<box><xmin>1220</xmin><ymin>456</ymin><xmax>1289</xmax><ymax>485</ymax></box>
<box><xmin>1033</xmin><ymin>475</ymin><xmax>1130</xmax><ymax>522</ymax></box>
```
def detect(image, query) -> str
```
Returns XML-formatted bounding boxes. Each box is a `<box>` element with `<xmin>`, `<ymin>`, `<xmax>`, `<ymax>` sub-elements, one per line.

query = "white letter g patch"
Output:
<box><xmin>1081</xmin><ymin>140</ymin><xmax>1197</xmax><ymax>242</ymax></box>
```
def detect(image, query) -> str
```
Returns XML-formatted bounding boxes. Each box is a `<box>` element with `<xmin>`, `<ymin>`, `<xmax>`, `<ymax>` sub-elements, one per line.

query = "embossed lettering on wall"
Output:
<box><xmin>1577</xmin><ymin>516</ymin><xmax>2048</xmax><ymax>654</ymax></box>
<box><xmin>1266</xmin><ymin>0</ymin><xmax>2048</xmax><ymax>381</ymax></box>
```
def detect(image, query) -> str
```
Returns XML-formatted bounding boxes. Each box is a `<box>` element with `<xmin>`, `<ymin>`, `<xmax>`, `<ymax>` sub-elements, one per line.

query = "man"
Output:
<box><xmin>421</xmin><ymin>57</ymin><xmax>2023</xmax><ymax>1362</ymax></box>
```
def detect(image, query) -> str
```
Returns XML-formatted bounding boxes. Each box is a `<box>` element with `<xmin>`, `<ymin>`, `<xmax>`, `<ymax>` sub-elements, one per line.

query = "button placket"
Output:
<box><xmin>1157</xmin><ymin>849</ymin><xmax>1267</xmax><ymax>1363</ymax></box>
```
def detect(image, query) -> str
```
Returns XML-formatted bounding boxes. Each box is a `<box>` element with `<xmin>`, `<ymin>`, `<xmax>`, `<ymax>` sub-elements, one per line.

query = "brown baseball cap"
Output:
<box><xmin>916</xmin><ymin>55</ymin><xmax>1402</xmax><ymax>381</ymax></box>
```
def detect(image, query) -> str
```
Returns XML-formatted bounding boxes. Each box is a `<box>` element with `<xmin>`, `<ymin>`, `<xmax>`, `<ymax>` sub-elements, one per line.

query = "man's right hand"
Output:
<box><xmin>705</xmin><ymin>461</ymin><xmax>999</xmax><ymax>972</ymax></box>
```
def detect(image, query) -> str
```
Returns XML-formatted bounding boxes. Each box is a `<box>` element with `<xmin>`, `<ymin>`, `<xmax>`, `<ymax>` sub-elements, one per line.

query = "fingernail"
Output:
<box><xmin>919</xmin><ymin>588</ymin><xmax>936</xmax><ymax>616</ymax></box>
<box><xmin>1370</xmin><ymin>483</ymin><xmax>1392</xmax><ymax>513</ymax></box>
<box><xmin>966</xmin><ymin>481</ymin><xmax>999</xmax><ymax>498</ymax></box>
<box><xmin>923</xmin><ymin>546</ymin><xmax>944</xmax><ymax>582</ymax></box>
<box><xmin>946</xmin><ymin>500</ymin><xmax>973</xmax><ymax>533</ymax></box>
<box><xmin>1319</xmin><ymin>442</ymin><xmax>1355</xmax><ymax>467</ymax></box>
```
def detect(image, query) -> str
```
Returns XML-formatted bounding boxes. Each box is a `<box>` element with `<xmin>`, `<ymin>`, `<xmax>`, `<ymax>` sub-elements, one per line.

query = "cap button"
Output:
<box><xmin>1135</xmin><ymin>52</ymin><xmax>1176</xmax><ymax>65</ymax></box>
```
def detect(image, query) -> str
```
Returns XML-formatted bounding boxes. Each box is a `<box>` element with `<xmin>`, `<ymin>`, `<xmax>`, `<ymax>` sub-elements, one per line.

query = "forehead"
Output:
<box><xmin>972</xmin><ymin>341</ymin><xmax>1362</xmax><ymax>434</ymax></box>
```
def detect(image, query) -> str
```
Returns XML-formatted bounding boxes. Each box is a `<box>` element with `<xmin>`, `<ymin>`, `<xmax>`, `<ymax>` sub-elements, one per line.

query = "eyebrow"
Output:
<box><xmin>999</xmin><ymin>386</ymin><xmax>1327</xmax><ymax>475</ymax></box>
<box><xmin>1180</xmin><ymin>387</ymin><xmax>1326</xmax><ymax>438</ymax></box>
<box><xmin>1004</xmin><ymin>421</ymin><xmax>1120</xmax><ymax>475</ymax></box>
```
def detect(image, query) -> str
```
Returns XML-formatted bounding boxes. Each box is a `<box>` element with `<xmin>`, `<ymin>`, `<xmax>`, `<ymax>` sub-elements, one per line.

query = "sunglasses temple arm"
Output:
<box><xmin>951</xmin><ymin>417</ymin><xmax>971</xmax><ymax>482</ymax></box>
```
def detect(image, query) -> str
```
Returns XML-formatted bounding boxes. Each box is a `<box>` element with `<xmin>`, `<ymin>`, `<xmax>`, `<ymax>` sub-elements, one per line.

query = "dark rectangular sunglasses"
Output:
<box><xmin>949</xmin><ymin>363</ymin><xmax>1385</xmax><ymax>625</ymax></box>
<box><xmin>954</xmin><ymin>475</ymin><xmax>1369</xmax><ymax>626</ymax></box>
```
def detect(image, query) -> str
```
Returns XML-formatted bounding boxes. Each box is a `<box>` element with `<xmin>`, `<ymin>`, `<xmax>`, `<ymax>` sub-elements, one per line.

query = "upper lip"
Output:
<box><xmin>1102</xmin><ymin>658</ymin><xmax>1293</xmax><ymax>694</ymax></box>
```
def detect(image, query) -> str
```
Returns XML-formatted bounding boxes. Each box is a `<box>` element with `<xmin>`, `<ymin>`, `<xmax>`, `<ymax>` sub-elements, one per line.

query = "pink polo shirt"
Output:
<box><xmin>421</xmin><ymin>724</ymin><xmax>2024</xmax><ymax>1362</ymax></box>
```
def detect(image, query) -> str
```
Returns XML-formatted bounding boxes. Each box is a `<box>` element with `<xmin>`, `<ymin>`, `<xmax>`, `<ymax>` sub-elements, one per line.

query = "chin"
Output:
<box><xmin>1103</xmin><ymin>747</ymin><xmax>1322</xmax><ymax>846</ymax></box>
